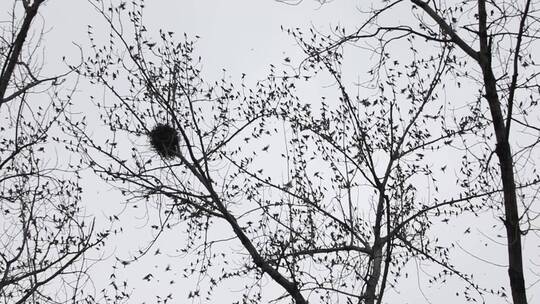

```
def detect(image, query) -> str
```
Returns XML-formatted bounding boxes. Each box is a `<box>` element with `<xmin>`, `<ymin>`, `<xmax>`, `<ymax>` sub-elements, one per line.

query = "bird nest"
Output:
<box><xmin>148</xmin><ymin>123</ymin><xmax>179</xmax><ymax>159</ymax></box>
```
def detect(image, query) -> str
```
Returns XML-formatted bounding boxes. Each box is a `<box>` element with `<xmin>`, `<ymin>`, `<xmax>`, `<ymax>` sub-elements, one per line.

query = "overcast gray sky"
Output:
<box><xmin>2</xmin><ymin>0</ymin><xmax>539</xmax><ymax>303</ymax></box>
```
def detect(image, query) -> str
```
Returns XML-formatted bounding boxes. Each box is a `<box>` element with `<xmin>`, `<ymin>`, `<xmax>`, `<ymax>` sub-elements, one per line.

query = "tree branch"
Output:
<box><xmin>505</xmin><ymin>0</ymin><xmax>532</xmax><ymax>139</ymax></box>
<box><xmin>0</xmin><ymin>0</ymin><xmax>46</xmax><ymax>107</ymax></box>
<box><xmin>410</xmin><ymin>0</ymin><xmax>479</xmax><ymax>61</ymax></box>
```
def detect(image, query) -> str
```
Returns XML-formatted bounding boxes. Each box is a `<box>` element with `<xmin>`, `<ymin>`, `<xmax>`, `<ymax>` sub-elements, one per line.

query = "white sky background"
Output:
<box><xmin>2</xmin><ymin>0</ymin><xmax>539</xmax><ymax>303</ymax></box>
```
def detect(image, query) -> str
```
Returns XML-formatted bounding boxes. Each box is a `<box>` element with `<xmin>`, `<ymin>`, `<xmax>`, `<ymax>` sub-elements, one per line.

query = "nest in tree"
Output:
<box><xmin>148</xmin><ymin>123</ymin><xmax>179</xmax><ymax>159</ymax></box>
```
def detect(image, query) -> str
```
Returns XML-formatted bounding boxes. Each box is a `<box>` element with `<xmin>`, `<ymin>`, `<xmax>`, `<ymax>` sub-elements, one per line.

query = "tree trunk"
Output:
<box><xmin>480</xmin><ymin>64</ymin><xmax>527</xmax><ymax>304</ymax></box>
<box><xmin>364</xmin><ymin>245</ymin><xmax>383</xmax><ymax>304</ymax></box>
<box><xmin>477</xmin><ymin>0</ymin><xmax>527</xmax><ymax>303</ymax></box>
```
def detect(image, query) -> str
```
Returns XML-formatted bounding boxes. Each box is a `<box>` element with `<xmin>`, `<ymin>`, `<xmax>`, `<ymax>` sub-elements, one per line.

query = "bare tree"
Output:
<box><xmin>282</xmin><ymin>0</ymin><xmax>540</xmax><ymax>303</ymax></box>
<box><xmin>70</xmin><ymin>1</ymin><xmax>533</xmax><ymax>303</ymax></box>
<box><xmin>0</xmin><ymin>1</ymin><xmax>105</xmax><ymax>303</ymax></box>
